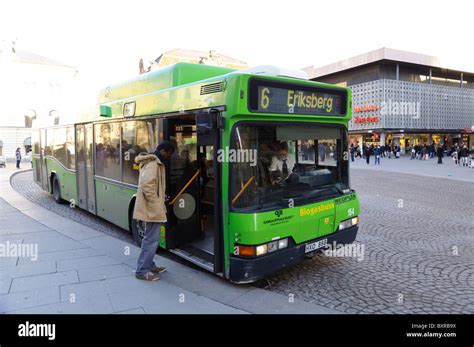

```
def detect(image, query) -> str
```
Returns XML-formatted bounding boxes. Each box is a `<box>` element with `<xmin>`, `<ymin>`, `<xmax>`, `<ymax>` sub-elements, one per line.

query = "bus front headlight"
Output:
<box><xmin>339</xmin><ymin>216</ymin><xmax>358</xmax><ymax>230</ymax></box>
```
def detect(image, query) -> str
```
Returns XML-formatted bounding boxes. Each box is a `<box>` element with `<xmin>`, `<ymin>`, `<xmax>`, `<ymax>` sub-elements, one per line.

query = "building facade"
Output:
<box><xmin>0</xmin><ymin>40</ymin><xmax>78</xmax><ymax>161</ymax></box>
<box><xmin>140</xmin><ymin>49</ymin><xmax>248</xmax><ymax>74</ymax></box>
<box><xmin>303</xmin><ymin>48</ymin><xmax>474</xmax><ymax>152</ymax></box>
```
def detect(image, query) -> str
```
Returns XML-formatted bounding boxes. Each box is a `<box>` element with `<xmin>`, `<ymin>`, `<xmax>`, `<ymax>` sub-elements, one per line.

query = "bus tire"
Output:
<box><xmin>305</xmin><ymin>252</ymin><xmax>316</xmax><ymax>259</ymax></box>
<box><xmin>130</xmin><ymin>212</ymin><xmax>145</xmax><ymax>247</ymax></box>
<box><xmin>52</xmin><ymin>176</ymin><xmax>65</xmax><ymax>204</ymax></box>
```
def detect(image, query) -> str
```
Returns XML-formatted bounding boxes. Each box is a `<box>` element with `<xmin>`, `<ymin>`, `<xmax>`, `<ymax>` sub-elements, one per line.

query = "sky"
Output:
<box><xmin>1</xmin><ymin>0</ymin><xmax>473</xmax><ymax>102</ymax></box>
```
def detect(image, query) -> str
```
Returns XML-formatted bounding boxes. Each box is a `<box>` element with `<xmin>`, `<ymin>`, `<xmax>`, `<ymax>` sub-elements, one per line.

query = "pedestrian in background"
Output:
<box><xmin>421</xmin><ymin>146</ymin><xmax>428</xmax><ymax>160</ymax></box>
<box><xmin>451</xmin><ymin>149</ymin><xmax>458</xmax><ymax>165</ymax></box>
<box><xmin>429</xmin><ymin>143</ymin><xmax>435</xmax><ymax>158</ymax></box>
<box><xmin>436</xmin><ymin>145</ymin><xmax>443</xmax><ymax>164</ymax></box>
<box><xmin>374</xmin><ymin>146</ymin><xmax>381</xmax><ymax>165</ymax></box>
<box><xmin>356</xmin><ymin>145</ymin><xmax>362</xmax><ymax>159</ymax></box>
<box><xmin>365</xmin><ymin>145</ymin><xmax>372</xmax><ymax>165</ymax></box>
<box><xmin>15</xmin><ymin>148</ymin><xmax>21</xmax><ymax>169</ymax></box>
<box><xmin>460</xmin><ymin>145</ymin><xmax>469</xmax><ymax>167</ymax></box>
<box><xmin>457</xmin><ymin>146</ymin><xmax>462</xmax><ymax>166</ymax></box>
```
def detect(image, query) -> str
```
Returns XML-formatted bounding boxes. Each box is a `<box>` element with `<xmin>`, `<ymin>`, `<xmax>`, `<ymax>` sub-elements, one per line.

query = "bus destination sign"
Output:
<box><xmin>249</xmin><ymin>79</ymin><xmax>347</xmax><ymax>116</ymax></box>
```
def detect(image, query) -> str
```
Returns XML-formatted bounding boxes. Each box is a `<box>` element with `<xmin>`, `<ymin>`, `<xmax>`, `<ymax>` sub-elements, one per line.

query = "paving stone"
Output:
<box><xmin>10</xmin><ymin>270</ymin><xmax>79</xmax><ymax>293</ymax></box>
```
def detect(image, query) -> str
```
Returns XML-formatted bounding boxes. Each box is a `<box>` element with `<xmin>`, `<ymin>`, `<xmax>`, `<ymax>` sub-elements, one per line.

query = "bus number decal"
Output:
<box><xmin>260</xmin><ymin>87</ymin><xmax>270</xmax><ymax>109</ymax></box>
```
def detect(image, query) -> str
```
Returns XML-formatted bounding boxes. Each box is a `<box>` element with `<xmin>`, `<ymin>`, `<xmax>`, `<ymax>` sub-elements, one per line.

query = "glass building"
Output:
<box><xmin>303</xmin><ymin>48</ymin><xmax>474</xmax><ymax>152</ymax></box>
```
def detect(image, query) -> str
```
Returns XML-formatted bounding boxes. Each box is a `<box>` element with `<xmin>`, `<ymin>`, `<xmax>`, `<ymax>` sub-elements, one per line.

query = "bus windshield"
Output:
<box><xmin>229</xmin><ymin>123</ymin><xmax>348</xmax><ymax>212</ymax></box>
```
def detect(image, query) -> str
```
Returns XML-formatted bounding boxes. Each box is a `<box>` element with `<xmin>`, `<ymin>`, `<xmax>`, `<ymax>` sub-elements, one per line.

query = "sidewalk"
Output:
<box><xmin>350</xmin><ymin>154</ymin><xmax>474</xmax><ymax>182</ymax></box>
<box><xmin>0</xmin><ymin>167</ymin><xmax>338</xmax><ymax>314</ymax></box>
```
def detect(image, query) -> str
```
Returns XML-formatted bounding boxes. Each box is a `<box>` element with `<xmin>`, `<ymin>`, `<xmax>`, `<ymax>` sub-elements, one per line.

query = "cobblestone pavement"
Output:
<box><xmin>10</xmin><ymin>170</ymin><xmax>133</xmax><ymax>243</ymax></box>
<box><xmin>10</xmin><ymin>169</ymin><xmax>474</xmax><ymax>314</ymax></box>
<box><xmin>264</xmin><ymin>169</ymin><xmax>474</xmax><ymax>314</ymax></box>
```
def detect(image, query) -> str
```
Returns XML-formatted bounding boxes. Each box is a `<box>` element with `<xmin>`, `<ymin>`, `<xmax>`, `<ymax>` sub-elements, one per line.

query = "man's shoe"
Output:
<box><xmin>151</xmin><ymin>266</ymin><xmax>167</xmax><ymax>274</ymax></box>
<box><xmin>135</xmin><ymin>272</ymin><xmax>160</xmax><ymax>281</ymax></box>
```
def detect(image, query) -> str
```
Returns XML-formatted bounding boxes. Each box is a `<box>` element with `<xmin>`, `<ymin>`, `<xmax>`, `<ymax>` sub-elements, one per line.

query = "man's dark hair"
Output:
<box><xmin>156</xmin><ymin>141</ymin><xmax>175</xmax><ymax>153</ymax></box>
<box><xmin>279</xmin><ymin>141</ymin><xmax>289</xmax><ymax>152</ymax></box>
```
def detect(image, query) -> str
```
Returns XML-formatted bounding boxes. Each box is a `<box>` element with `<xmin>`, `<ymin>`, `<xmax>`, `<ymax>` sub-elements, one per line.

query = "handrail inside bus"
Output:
<box><xmin>170</xmin><ymin>169</ymin><xmax>200</xmax><ymax>205</ymax></box>
<box><xmin>231</xmin><ymin>176</ymin><xmax>255</xmax><ymax>205</ymax></box>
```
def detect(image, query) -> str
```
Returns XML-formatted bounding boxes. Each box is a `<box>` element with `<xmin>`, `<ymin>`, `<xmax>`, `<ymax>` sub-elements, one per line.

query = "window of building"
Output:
<box><xmin>49</xmin><ymin>110</ymin><xmax>60</xmax><ymax>126</ymax></box>
<box><xmin>23</xmin><ymin>137</ymin><xmax>32</xmax><ymax>154</ymax></box>
<box><xmin>24</xmin><ymin>110</ymin><xmax>36</xmax><ymax>128</ymax></box>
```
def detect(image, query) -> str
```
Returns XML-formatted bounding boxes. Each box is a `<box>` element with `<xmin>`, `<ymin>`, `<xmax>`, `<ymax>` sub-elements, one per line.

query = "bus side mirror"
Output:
<box><xmin>197</xmin><ymin>112</ymin><xmax>216</xmax><ymax>146</ymax></box>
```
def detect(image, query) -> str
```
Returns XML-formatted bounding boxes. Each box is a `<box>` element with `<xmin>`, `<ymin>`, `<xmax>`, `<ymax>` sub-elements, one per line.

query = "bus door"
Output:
<box><xmin>39</xmin><ymin>129</ymin><xmax>49</xmax><ymax>191</ymax></box>
<box><xmin>75</xmin><ymin>124</ymin><xmax>96</xmax><ymax>214</ymax></box>
<box><xmin>165</xmin><ymin>111</ymin><xmax>223</xmax><ymax>273</ymax></box>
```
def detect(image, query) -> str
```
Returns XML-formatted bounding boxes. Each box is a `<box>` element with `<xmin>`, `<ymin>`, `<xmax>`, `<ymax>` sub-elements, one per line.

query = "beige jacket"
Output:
<box><xmin>133</xmin><ymin>154</ymin><xmax>167</xmax><ymax>223</ymax></box>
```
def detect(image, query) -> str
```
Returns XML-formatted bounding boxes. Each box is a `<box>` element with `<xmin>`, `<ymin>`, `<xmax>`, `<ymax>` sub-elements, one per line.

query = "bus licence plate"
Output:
<box><xmin>305</xmin><ymin>239</ymin><xmax>328</xmax><ymax>253</ymax></box>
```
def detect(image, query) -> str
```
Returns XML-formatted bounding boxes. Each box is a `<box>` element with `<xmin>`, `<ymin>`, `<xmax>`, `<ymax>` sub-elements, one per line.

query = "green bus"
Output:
<box><xmin>32</xmin><ymin>62</ymin><xmax>360</xmax><ymax>283</ymax></box>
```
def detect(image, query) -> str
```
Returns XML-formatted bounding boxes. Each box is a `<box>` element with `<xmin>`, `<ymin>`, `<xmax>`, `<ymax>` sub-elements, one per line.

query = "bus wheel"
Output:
<box><xmin>305</xmin><ymin>252</ymin><xmax>316</xmax><ymax>259</ymax></box>
<box><xmin>130</xmin><ymin>217</ymin><xmax>145</xmax><ymax>247</ymax></box>
<box><xmin>52</xmin><ymin>176</ymin><xmax>65</xmax><ymax>204</ymax></box>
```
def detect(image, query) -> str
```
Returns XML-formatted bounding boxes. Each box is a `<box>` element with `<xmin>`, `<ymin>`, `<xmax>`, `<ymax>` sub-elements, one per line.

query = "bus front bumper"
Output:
<box><xmin>229</xmin><ymin>225</ymin><xmax>358</xmax><ymax>284</ymax></box>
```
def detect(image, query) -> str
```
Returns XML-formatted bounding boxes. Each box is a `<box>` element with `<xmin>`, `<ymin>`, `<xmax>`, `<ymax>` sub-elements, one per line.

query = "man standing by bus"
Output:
<box><xmin>133</xmin><ymin>141</ymin><xmax>174</xmax><ymax>281</ymax></box>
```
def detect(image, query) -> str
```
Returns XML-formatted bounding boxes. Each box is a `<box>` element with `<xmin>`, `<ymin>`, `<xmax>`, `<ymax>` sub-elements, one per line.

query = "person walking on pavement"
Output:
<box><xmin>436</xmin><ymin>145</ymin><xmax>443</xmax><ymax>164</ymax></box>
<box><xmin>429</xmin><ymin>143</ymin><xmax>435</xmax><ymax>159</ymax></box>
<box><xmin>457</xmin><ymin>146</ymin><xmax>462</xmax><ymax>166</ymax></box>
<box><xmin>374</xmin><ymin>145</ymin><xmax>381</xmax><ymax>165</ymax></box>
<box><xmin>410</xmin><ymin>146</ymin><xmax>416</xmax><ymax>160</ymax></box>
<box><xmin>365</xmin><ymin>145</ymin><xmax>372</xmax><ymax>165</ymax></box>
<box><xmin>460</xmin><ymin>145</ymin><xmax>469</xmax><ymax>167</ymax></box>
<box><xmin>15</xmin><ymin>148</ymin><xmax>21</xmax><ymax>169</ymax></box>
<box><xmin>452</xmin><ymin>148</ymin><xmax>458</xmax><ymax>165</ymax></box>
<box><xmin>133</xmin><ymin>141</ymin><xmax>175</xmax><ymax>281</ymax></box>
<box><xmin>421</xmin><ymin>146</ymin><xmax>428</xmax><ymax>160</ymax></box>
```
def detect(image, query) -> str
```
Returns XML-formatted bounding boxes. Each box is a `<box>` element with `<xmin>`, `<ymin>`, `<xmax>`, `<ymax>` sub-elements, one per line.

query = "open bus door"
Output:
<box><xmin>165</xmin><ymin>111</ymin><xmax>223</xmax><ymax>274</ymax></box>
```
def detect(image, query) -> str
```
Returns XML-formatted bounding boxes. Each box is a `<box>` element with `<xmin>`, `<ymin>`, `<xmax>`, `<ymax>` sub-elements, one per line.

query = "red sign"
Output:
<box><xmin>353</xmin><ymin>105</ymin><xmax>379</xmax><ymax>112</ymax></box>
<box><xmin>354</xmin><ymin>116</ymin><xmax>379</xmax><ymax>124</ymax></box>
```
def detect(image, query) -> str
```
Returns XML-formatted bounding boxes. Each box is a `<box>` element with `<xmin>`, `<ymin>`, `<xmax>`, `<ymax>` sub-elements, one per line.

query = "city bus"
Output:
<box><xmin>31</xmin><ymin>62</ymin><xmax>360</xmax><ymax>283</ymax></box>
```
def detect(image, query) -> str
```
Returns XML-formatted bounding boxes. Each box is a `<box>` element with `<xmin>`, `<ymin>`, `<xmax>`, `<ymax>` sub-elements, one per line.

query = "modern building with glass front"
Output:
<box><xmin>303</xmin><ymin>48</ymin><xmax>474</xmax><ymax>152</ymax></box>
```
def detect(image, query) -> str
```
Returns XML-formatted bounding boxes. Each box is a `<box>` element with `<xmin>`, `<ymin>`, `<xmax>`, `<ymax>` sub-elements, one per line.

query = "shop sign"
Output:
<box><xmin>354</xmin><ymin>116</ymin><xmax>379</xmax><ymax>124</ymax></box>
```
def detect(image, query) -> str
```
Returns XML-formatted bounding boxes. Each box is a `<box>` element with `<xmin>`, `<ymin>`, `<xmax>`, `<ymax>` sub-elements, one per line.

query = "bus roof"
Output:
<box><xmin>98</xmin><ymin>62</ymin><xmax>236</xmax><ymax>104</ymax></box>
